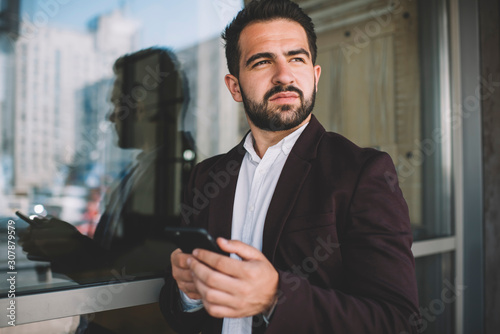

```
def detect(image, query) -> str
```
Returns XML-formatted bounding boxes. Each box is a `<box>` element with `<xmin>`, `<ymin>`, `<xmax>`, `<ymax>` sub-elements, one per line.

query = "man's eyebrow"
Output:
<box><xmin>287</xmin><ymin>48</ymin><xmax>310</xmax><ymax>58</ymax></box>
<box><xmin>244</xmin><ymin>48</ymin><xmax>311</xmax><ymax>68</ymax></box>
<box><xmin>245</xmin><ymin>52</ymin><xmax>275</xmax><ymax>68</ymax></box>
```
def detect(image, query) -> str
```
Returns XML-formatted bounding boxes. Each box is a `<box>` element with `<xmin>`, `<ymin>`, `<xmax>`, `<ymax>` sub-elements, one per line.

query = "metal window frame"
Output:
<box><xmin>0</xmin><ymin>237</ymin><xmax>463</xmax><ymax>328</ymax></box>
<box><xmin>449</xmin><ymin>0</ymin><xmax>465</xmax><ymax>332</ymax></box>
<box><xmin>451</xmin><ymin>0</ymin><xmax>484</xmax><ymax>333</ymax></box>
<box><xmin>0</xmin><ymin>237</ymin><xmax>461</xmax><ymax>327</ymax></box>
<box><xmin>0</xmin><ymin>278</ymin><xmax>165</xmax><ymax>327</ymax></box>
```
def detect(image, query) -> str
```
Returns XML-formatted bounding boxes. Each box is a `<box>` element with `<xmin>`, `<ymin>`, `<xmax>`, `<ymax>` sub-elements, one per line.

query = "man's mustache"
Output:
<box><xmin>264</xmin><ymin>85</ymin><xmax>304</xmax><ymax>102</ymax></box>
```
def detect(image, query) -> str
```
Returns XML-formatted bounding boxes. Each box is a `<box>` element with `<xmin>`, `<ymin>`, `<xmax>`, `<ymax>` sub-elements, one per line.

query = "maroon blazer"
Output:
<box><xmin>160</xmin><ymin>115</ymin><xmax>419</xmax><ymax>333</ymax></box>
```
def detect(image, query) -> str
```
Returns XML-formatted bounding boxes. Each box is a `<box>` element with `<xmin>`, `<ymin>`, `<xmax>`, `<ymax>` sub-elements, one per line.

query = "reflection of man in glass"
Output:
<box><xmin>94</xmin><ymin>47</ymin><xmax>191</xmax><ymax>261</ymax></box>
<box><xmin>20</xmin><ymin>47</ymin><xmax>189</xmax><ymax>333</ymax></box>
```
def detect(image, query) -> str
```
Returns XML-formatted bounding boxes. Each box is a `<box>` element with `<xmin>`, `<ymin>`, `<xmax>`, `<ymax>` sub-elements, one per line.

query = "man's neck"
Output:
<box><xmin>248</xmin><ymin>114</ymin><xmax>311</xmax><ymax>158</ymax></box>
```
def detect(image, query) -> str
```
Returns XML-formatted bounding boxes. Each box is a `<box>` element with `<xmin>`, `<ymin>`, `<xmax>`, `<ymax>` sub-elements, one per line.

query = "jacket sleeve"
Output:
<box><xmin>264</xmin><ymin>152</ymin><xmax>420</xmax><ymax>334</ymax></box>
<box><xmin>159</xmin><ymin>273</ymin><xmax>212</xmax><ymax>334</ymax></box>
<box><xmin>158</xmin><ymin>162</ymin><xmax>213</xmax><ymax>333</ymax></box>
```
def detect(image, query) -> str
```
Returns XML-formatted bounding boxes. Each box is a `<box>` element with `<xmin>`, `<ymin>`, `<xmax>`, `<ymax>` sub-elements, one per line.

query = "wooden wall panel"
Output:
<box><xmin>315</xmin><ymin>1</ymin><xmax>422</xmax><ymax>224</ymax></box>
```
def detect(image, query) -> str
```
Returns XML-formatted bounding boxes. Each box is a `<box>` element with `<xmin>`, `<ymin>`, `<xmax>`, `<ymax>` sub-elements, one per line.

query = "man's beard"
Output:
<box><xmin>241</xmin><ymin>84</ymin><xmax>316</xmax><ymax>132</ymax></box>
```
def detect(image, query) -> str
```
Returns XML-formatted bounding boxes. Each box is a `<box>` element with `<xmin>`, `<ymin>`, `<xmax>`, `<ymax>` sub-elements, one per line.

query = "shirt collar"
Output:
<box><xmin>134</xmin><ymin>146</ymin><xmax>161</xmax><ymax>169</ymax></box>
<box><xmin>243</xmin><ymin>122</ymin><xmax>309</xmax><ymax>163</ymax></box>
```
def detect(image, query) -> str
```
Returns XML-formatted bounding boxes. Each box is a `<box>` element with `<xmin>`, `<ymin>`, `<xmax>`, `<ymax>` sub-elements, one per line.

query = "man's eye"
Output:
<box><xmin>291</xmin><ymin>57</ymin><xmax>305</xmax><ymax>63</ymax></box>
<box><xmin>253</xmin><ymin>60</ymin><xmax>270</xmax><ymax>67</ymax></box>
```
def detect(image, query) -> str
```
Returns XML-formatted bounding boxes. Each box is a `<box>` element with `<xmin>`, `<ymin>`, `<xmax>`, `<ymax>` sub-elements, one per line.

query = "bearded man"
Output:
<box><xmin>160</xmin><ymin>1</ymin><xmax>419</xmax><ymax>333</ymax></box>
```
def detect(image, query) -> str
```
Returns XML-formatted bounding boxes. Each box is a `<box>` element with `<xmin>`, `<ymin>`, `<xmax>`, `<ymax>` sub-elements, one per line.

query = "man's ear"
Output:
<box><xmin>224</xmin><ymin>74</ymin><xmax>243</xmax><ymax>102</ymax></box>
<box><xmin>314</xmin><ymin>65</ymin><xmax>321</xmax><ymax>92</ymax></box>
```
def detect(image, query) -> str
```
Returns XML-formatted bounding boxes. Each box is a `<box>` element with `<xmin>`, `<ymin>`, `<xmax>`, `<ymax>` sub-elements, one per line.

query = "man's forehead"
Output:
<box><xmin>239</xmin><ymin>19</ymin><xmax>310</xmax><ymax>58</ymax></box>
<box><xmin>111</xmin><ymin>73</ymin><xmax>123</xmax><ymax>101</ymax></box>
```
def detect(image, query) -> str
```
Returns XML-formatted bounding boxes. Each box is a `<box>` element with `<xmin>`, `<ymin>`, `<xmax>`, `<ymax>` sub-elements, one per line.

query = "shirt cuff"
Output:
<box><xmin>179</xmin><ymin>289</ymin><xmax>204</xmax><ymax>313</ymax></box>
<box><xmin>262</xmin><ymin>296</ymin><xmax>278</xmax><ymax>325</ymax></box>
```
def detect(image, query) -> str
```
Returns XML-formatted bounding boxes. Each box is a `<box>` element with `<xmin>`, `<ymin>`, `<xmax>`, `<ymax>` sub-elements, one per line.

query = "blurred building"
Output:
<box><xmin>13</xmin><ymin>8</ymin><xmax>139</xmax><ymax>195</ymax></box>
<box><xmin>88</xmin><ymin>7</ymin><xmax>140</xmax><ymax>74</ymax></box>
<box><xmin>0</xmin><ymin>0</ymin><xmax>20</xmax><ymax>210</ymax></box>
<box><xmin>178</xmin><ymin>37</ymin><xmax>242</xmax><ymax>161</ymax></box>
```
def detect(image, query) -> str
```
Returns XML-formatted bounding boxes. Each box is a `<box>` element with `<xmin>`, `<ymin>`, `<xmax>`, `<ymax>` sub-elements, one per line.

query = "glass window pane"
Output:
<box><xmin>415</xmin><ymin>252</ymin><xmax>456</xmax><ymax>334</ymax></box>
<box><xmin>2</xmin><ymin>0</ymin><xmax>456</xmax><ymax>332</ymax></box>
<box><xmin>417</xmin><ymin>0</ymin><xmax>453</xmax><ymax>240</ymax></box>
<box><xmin>1</xmin><ymin>0</ymin><xmax>242</xmax><ymax>331</ymax></box>
<box><xmin>0</xmin><ymin>0</ymin><xmax>243</xmax><ymax>295</ymax></box>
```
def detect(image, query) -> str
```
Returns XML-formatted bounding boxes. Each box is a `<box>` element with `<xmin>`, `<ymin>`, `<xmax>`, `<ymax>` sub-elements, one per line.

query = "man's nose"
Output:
<box><xmin>272</xmin><ymin>60</ymin><xmax>295</xmax><ymax>86</ymax></box>
<box><xmin>107</xmin><ymin>108</ymin><xmax>116</xmax><ymax>123</ymax></box>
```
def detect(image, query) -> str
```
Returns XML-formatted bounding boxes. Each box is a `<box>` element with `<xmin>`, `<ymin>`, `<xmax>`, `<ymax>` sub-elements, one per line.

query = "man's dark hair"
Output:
<box><xmin>113</xmin><ymin>47</ymin><xmax>189</xmax><ymax>120</ymax></box>
<box><xmin>221</xmin><ymin>0</ymin><xmax>317</xmax><ymax>77</ymax></box>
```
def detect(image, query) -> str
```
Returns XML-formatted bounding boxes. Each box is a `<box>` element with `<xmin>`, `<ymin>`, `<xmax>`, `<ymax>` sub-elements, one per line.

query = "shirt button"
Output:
<box><xmin>249</xmin><ymin>205</ymin><xmax>255</xmax><ymax>212</ymax></box>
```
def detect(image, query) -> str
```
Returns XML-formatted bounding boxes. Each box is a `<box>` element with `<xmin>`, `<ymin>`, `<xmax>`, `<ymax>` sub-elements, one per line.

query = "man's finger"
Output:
<box><xmin>217</xmin><ymin>238</ymin><xmax>264</xmax><ymax>261</ymax></box>
<box><xmin>178</xmin><ymin>282</ymin><xmax>202</xmax><ymax>300</ymax></box>
<box><xmin>20</xmin><ymin>241</ymin><xmax>43</xmax><ymax>256</ymax></box>
<box><xmin>191</xmin><ymin>272</ymin><xmax>236</xmax><ymax>310</ymax></box>
<box><xmin>171</xmin><ymin>248</ymin><xmax>182</xmax><ymax>262</ymax></box>
<box><xmin>189</xmin><ymin>256</ymin><xmax>240</xmax><ymax>293</ymax></box>
<box><xmin>171</xmin><ymin>249</ymin><xmax>192</xmax><ymax>269</ymax></box>
<box><xmin>172</xmin><ymin>267</ymin><xmax>194</xmax><ymax>283</ymax></box>
<box><xmin>191</xmin><ymin>248</ymin><xmax>245</xmax><ymax>278</ymax></box>
<box><xmin>32</xmin><ymin>216</ymin><xmax>50</xmax><ymax>227</ymax></box>
<box><xmin>179</xmin><ymin>282</ymin><xmax>201</xmax><ymax>299</ymax></box>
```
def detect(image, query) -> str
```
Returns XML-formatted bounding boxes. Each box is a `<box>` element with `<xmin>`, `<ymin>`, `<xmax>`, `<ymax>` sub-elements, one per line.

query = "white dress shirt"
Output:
<box><xmin>99</xmin><ymin>147</ymin><xmax>159</xmax><ymax>248</ymax></box>
<box><xmin>181</xmin><ymin>122</ymin><xmax>309</xmax><ymax>334</ymax></box>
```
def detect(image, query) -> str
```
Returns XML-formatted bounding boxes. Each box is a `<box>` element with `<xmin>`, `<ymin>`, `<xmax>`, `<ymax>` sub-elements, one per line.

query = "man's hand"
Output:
<box><xmin>189</xmin><ymin>238</ymin><xmax>278</xmax><ymax>319</ymax></box>
<box><xmin>19</xmin><ymin>217</ymin><xmax>84</xmax><ymax>261</ymax></box>
<box><xmin>171</xmin><ymin>248</ymin><xmax>202</xmax><ymax>300</ymax></box>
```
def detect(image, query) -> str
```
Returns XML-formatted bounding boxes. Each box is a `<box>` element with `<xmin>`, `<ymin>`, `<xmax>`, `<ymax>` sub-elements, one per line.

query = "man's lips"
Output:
<box><xmin>268</xmin><ymin>92</ymin><xmax>299</xmax><ymax>104</ymax></box>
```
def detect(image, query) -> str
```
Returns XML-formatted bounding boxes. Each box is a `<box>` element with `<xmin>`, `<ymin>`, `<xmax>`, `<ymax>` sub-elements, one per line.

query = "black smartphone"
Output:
<box><xmin>164</xmin><ymin>227</ymin><xmax>228</xmax><ymax>256</ymax></box>
<box><xmin>15</xmin><ymin>211</ymin><xmax>39</xmax><ymax>226</ymax></box>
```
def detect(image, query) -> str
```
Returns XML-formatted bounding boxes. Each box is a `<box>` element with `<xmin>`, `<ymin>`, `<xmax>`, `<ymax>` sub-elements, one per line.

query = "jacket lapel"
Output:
<box><xmin>262</xmin><ymin>115</ymin><xmax>325</xmax><ymax>262</ymax></box>
<box><xmin>206</xmin><ymin>138</ymin><xmax>246</xmax><ymax>241</ymax></box>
